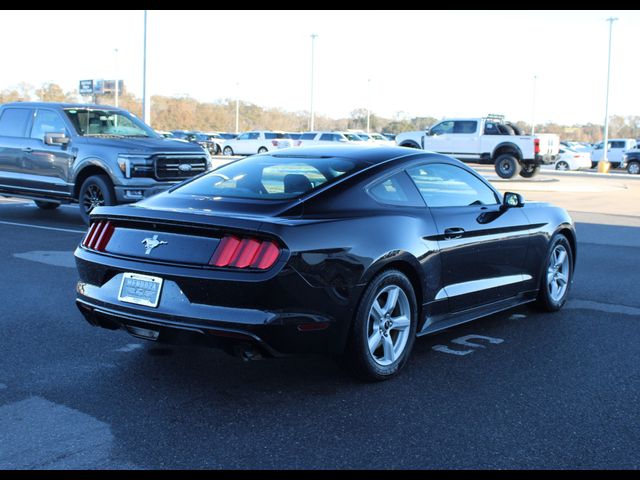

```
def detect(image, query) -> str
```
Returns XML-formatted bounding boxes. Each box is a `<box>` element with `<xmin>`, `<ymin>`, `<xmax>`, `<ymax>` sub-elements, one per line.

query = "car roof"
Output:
<box><xmin>1</xmin><ymin>101</ymin><xmax>124</xmax><ymax>110</ymax></box>
<box><xmin>269</xmin><ymin>144</ymin><xmax>427</xmax><ymax>165</ymax></box>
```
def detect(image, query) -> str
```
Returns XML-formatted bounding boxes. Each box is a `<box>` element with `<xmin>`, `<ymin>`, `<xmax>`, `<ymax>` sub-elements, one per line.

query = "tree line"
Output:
<box><xmin>1</xmin><ymin>82</ymin><xmax>638</xmax><ymax>143</ymax></box>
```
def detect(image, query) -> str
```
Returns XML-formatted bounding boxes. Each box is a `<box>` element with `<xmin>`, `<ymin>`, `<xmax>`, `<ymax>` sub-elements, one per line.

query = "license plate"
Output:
<box><xmin>118</xmin><ymin>272</ymin><xmax>163</xmax><ymax>308</ymax></box>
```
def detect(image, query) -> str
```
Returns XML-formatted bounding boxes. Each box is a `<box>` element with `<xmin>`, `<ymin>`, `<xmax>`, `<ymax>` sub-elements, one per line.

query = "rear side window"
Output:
<box><xmin>453</xmin><ymin>121</ymin><xmax>477</xmax><ymax>134</ymax></box>
<box><xmin>610</xmin><ymin>141</ymin><xmax>625</xmax><ymax>149</ymax></box>
<box><xmin>174</xmin><ymin>155</ymin><xmax>361</xmax><ymax>200</ymax></box>
<box><xmin>367</xmin><ymin>172</ymin><xmax>424</xmax><ymax>207</ymax></box>
<box><xmin>0</xmin><ymin>108</ymin><xmax>33</xmax><ymax>137</ymax></box>
<box><xmin>300</xmin><ymin>133</ymin><xmax>316</xmax><ymax>140</ymax></box>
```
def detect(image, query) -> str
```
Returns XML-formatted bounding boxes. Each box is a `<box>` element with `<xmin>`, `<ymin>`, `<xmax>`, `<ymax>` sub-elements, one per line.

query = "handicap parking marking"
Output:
<box><xmin>432</xmin><ymin>334</ymin><xmax>505</xmax><ymax>356</ymax></box>
<box><xmin>115</xmin><ymin>343</ymin><xmax>143</xmax><ymax>353</ymax></box>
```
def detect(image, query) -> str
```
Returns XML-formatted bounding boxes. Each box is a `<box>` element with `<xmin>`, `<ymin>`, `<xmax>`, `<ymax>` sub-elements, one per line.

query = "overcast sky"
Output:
<box><xmin>1</xmin><ymin>9</ymin><xmax>638</xmax><ymax>126</ymax></box>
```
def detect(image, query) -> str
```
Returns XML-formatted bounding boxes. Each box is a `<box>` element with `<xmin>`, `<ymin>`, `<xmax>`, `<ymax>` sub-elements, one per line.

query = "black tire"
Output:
<box><xmin>519</xmin><ymin>163</ymin><xmax>541</xmax><ymax>178</ymax></box>
<box><xmin>223</xmin><ymin>146</ymin><xmax>234</xmax><ymax>156</ymax></box>
<box><xmin>257</xmin><ymin>147</ymin><xmax>268</xmax><ymax>154</ymax></box>
<box><xmin>556</xmin><ymin>161</ymin><xmax>570</xmax><ymax>171</ymax></box>
<box><xmin>535</xmin><ymin>233</ymin><xmax>573</xmax><ymax>312</ymax></box>
<box><xmin>343</xmin><ymin>269</ymin><xmax>417</xmax><ymax>382</ymax></box>
<box><xmin>497</xmin><ymin>124</ymin><xmax>515</xmax><ymax>135</ymax></box>
<box><xmin>507</xmin><ymin>123</ymin><xmax>523</xmax><ymax>135</ymax></box>
<box><xmin>627</xmin><ymin>161</ymin><xmax>640</xmax><ymax>175</ymax></box>
<box><xmin>495</xmin><ymin>154</ymin><xmax>522</xmax><ymax>179</ymax></box>
<box><xmin>214</xmin><ymin>144</ymin><xmax>222</xmax><ymax>156</ymax></box>
<box><xmin>78</xmin><ymin>174</ymin><xmax>115</xmax><ymax>225</ymax></box>
<box><xmin>34</xmin><ymin>200</ymin><xmax>60</xmax><ymax>210</ymax></box>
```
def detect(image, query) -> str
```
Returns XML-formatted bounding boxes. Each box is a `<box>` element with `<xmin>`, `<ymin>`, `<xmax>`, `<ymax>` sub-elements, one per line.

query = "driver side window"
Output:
<box><xmin>31</xmin><ymin>109</ymin><xmax>68</xmax><ymax>141</ymax></box>
<box><xmin>430</xmin><ymin>121</ymin><xmax>454</xmax><ymax>136</ymax></box>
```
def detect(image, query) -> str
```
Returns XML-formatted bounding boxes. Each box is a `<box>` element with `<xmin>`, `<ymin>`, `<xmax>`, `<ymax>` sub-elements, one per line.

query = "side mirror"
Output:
<box><xmin>503</xmin><ymin>191</ymin><xmax>524</xmax><ymax>209</ymax></box>
<box><xmin>425</xmin><ymin>128</ymin><xmax>432</xmax><ymax>136</ymax></box>
<box><xmin>44</xmin><ymin>132</ymin><xmax>69</xmax><ymax>146</ymax></box>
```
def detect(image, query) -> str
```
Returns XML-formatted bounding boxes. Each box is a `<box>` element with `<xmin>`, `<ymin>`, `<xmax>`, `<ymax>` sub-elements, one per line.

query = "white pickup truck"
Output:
<box><xmin>395</xmin><ymin>116</ymin><xmax>560</xmax><ymax>178</ymax></box>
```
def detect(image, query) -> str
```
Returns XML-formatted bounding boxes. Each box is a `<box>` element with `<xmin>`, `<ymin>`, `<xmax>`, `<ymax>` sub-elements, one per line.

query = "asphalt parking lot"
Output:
<box><xmin>1</xmin><ymin>166</ymin><xmax>640</xmax><ymax>469</ymax></box>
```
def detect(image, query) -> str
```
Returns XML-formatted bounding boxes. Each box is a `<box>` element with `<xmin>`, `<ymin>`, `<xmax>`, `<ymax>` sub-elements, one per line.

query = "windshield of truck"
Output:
<box><xmin>63</xmin><ymin>108</ymin><xmax>158</xmax><ymax>138</ymax></box>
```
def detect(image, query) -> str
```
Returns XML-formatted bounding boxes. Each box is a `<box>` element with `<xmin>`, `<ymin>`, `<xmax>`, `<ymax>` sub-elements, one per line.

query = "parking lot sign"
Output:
<box><xmin>79</xmin><ymin>80</ymin><xmax>93</xmax><ymax>95</ymax></box>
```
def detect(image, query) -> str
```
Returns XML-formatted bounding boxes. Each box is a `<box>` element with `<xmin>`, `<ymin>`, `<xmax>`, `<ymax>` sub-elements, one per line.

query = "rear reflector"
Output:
<box><xmin>82</xmin><ymin>220</ymin><xmax>115</xmax><ymax>252</ymax></box>
<box><xmin>534</xmin><ymin>138</ymin><xmax>540</xmax><ymax>155</ymax></box>
<box><xmin>209</xmin><ymin>235</ymin><xmax>280</xmax><ymax>270</ymax></box>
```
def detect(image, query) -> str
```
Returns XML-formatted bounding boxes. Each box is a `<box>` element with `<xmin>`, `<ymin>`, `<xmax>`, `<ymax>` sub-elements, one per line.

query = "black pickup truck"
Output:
<box><xmin>0</xmin><ymin>102</ymin><xmax>211</xmax><ymax>223</ymax></box>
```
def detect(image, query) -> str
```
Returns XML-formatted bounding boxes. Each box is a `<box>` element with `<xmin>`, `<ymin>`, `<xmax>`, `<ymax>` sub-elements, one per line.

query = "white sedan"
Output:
<box><xmin>542</xmin><ymin>147</ymin><xmax>592</xmax><ymax>171</ymax></box>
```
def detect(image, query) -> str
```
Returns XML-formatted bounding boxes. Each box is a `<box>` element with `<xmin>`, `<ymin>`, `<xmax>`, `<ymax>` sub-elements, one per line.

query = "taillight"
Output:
<box><xmin>209</xmin><ymin>235</ymin><xmax>281</xmax><ymax>270</ymax></box>
<box><xmin>82</xmin><ymin>220</ymin><xmax>115</xmax><ymax>252</ymax></box>
<box><xmin>295</xmin><ymin>140</ymin><xmax>302</xmax><ymax>147</ymax></box>
<box><xmin>272</xmin><ymin>140</ymin><xmax>278</xmax><ymax>146</ymax></box>
<box><xmin>534</xmin><ymin>138</ymin><xmax>540</xmax><ymax>155</ymax></box>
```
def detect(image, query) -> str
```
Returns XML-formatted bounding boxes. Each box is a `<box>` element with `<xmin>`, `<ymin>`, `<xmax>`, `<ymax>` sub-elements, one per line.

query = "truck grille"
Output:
<box><xmin>154</xmin><ymin>155</ymin><xmax>208</xmax><ymax>180</ymax></box>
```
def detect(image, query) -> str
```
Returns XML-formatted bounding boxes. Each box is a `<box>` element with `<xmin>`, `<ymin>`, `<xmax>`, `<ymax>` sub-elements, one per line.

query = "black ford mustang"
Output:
<box><xmin>74</xmin><ymin>145</ymin><xmax>576</xmax><ymax>381</ymax></box>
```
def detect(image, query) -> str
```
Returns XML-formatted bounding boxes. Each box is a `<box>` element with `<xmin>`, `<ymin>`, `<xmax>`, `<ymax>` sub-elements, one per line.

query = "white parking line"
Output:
<box><xmin>0</xmin><ymin>219</ymin><xmax>85</xmax><ymax>234</ymax></box>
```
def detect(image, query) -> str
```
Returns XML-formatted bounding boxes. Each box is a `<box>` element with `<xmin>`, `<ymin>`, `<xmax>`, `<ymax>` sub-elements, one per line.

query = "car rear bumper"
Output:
<box><xmin>535</xmin><ymin>153</ymin><xmax>557</xmax><ymax>165</ymax></box>
<box><xmin>74</xmin><ymin>261</ymin><xmax>349</xmax><ymax>357</ymax></box>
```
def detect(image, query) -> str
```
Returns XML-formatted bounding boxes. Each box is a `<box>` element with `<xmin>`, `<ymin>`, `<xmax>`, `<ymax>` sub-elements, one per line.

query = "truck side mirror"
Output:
<box><xmin>503</xmin><ymin>192</ymin><xmax>524</xmax><ymax>209</ymax></box>
<box><xmin>44</xmin><ymin>132</ymin><xmax>70</xmax><ymax>146</ymax></box>
<box><xmin>425</xmin><ymin>128</ymin><xmax>432</xmax><ymax>136</ymax></box>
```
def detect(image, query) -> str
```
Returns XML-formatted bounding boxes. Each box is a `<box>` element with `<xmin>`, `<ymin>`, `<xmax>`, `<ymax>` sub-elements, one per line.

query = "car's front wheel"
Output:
<box><xmin>344</xmin><ymin>269</ymin><xmax>417</xmax><ymax>381</ymax></box>
<box><xmin>555</xmin><ymin>161</ymin><xmax>570</xmax><ymax>171</ymax></box>
<box><xmin>536</xmin><ymin>233</ymin><xmax>573</xmax><ymax>312</ymax></box>
<box><xmin>78</xmin><ymin>174</ymin><xmax>115</xmax><ymax>225</ymax></box>
<box><xmin>223</xmin><ymin>146</ymin><xmax>234</xmax><ymax>156</ymax></box>
<box><xmin>627</xmin><ymin>161</ymin><xmax>640</xmax><ymax>175</ymax></box>
<box><xmin>258</xmin><ymin>147</ymin><xmax>268</xmax><ymax>154</ymax></box>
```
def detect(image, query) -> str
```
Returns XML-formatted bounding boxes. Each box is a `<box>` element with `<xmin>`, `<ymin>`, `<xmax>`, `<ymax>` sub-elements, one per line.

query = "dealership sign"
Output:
<box><xmin>79</xmin><ymin>79</ymin><xmax>93</xmax><ymax>95</ymax></box>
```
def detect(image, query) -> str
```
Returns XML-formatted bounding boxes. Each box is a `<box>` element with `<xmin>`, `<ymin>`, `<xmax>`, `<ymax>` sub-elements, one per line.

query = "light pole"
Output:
<box><xmin>309</xmin><ymin>33</ymin><xmax>318</xmax><ymax>131</ymax></box>
<box><xmin>141</xmin><ymin>10</ymin><xmax>150</xmax><ymax>125</ymax></box>
<box><xmin>599</xmin><ymin>16</ymin><xmax>618</xmax><ymax>174</ymax></box>
<box><xmin>114</xmin><ymin>48</ymin><xmax>119</xmax><ymax>108</ymax></box>
<box><xmin>235</xmin><ymin>82</ymin><xmax>240</xmax><ymax>133</ymax></box>
<box><xmin>531</xmin><ymin>74</ymin><xmax>537</xmax><ymax>135</ymax></box>
<box><xmin>366</xmin><ymin>78</ymin><xmax>371</xmax><ymax>133</ymax></box>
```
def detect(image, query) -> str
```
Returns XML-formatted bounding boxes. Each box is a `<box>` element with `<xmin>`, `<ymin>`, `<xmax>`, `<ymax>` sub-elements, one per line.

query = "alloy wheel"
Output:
<box><xmin>82</xmin><ymin>184</ymin><xmax>104</xmax><ymax>214</ymax></box>
<box><xmin>546</xmin><ymin>244</ymin><xmax>570</xmax><ymax>303</ymax></box>
<box><xmin>366</xmin><ymin>285</ymin><xmax>411</xmax><ymax>366</ymax></box>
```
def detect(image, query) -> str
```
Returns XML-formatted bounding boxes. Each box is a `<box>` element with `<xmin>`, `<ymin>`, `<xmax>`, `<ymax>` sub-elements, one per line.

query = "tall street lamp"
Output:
<box><xmin>531</xmin><ymin>74</ymin><xmax>537</xmax><ymax>135</ymax></box>
<box><xmin>599</xmin><ymin>16</ymin><xmax>618</xmax><ymax>174</ymax></box>
<box><xmin>142</xmin><ymin>10</ymin><xmax>150</xmax><ymax>125</ymax></box>
<box><xmin>235</xmin><ymin>82</ymin><xmax>240</xmax><ymax>133</ymax></box>
<box><xmin>366</xmin><ymin>78</ymin><xmax>371</xmax><ymax>133</ymax></box>
<box><xmin>114</xmin><ymin>48</ymin><xmax>119</xmax><ymax>108</ymax></box>
<box><xmin>309</xmin><ymin>33</ymin><xmax>318</xmax><ymax>131</ymax></box>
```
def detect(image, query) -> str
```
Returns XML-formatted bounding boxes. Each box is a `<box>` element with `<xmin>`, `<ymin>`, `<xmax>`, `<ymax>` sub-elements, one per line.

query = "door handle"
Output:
<box><xmin>444</xmin><ymin>227</ymin><xmax>465</xmax><ymax>239</ymax></box>
<box><xmin>23</xmin><ymin>148</ymin><xmax>32</xmax><ymax>153</ymax></box>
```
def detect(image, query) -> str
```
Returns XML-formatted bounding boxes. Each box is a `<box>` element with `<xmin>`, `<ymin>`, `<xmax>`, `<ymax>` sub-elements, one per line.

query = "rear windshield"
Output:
<box><xmin>174</xmin><ymin>154</ymin><xmax>363</xmax><ymax>200</ymax></box>
<box><xmin>265</xmin><ymin>132</ymin><xmax>291</xmax><ymax>139</ymax></box>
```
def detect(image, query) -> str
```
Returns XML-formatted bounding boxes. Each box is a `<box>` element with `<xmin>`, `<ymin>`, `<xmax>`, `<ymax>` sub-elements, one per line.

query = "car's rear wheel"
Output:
<box><xmin>258</xmin><ymin>147</ymin><xmax>268</xmax><ymax>154</ymax></box>
<box><xmin>343</xmin><ymin>269</ymin><xmax>417</xmax><ymax>381</ymax></box>
<box><xmin>555</xmin><ymin>161</ymin><xmax>570</xmax><ymax>171</ymax></box>
<box><xmin>495</xmin><ymin>154</ymin><xmax>521</xmax><ymax>179</ymax></box>
<box><xmin>627</xmin><ymin>161</ymin><xmax>640</xmax><ymax>174</ymax></box>
<box><xmin>78</xmin><ymin>174</ymin><xmax>115</xmax><ymax>225</ymax></box>
<box><xmin>519</xmin><ymin>163</ymin><xmax>540</xmax><ymax>178</ymax></box>
<box><xmin>535</xmin><ymin>233</ymin><xmax>573</xmax><ymax>312</ymax></box>
<box><xmin>34</xmin><ymin>200</ymin><xmax>60</xmax><ymax>210</ymax></box>
<box><xmin>223</xmin><ymin>146</ymin><xmax>234</xmax><ymax>156</ymax></box>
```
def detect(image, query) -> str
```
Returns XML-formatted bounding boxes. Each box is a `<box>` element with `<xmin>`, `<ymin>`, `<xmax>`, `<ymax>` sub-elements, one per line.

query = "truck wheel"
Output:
<box><xmin>78</xmin><ymin>174</ymin><xmax>115</xmax><ymax>225</ymax></box>
<box><xmin>34</xmin><ymin>200</ymin><xmax>60</xmax><ymax>210</ymax></box>
<box><xmin>519</xmin><ymin>164</ymin><xmax>540</xmax><ymax>178</ymax></box>
<box><xmin>495</xmin><ymin>154</ymin><xmax>521</xmax><ymax>179</ymax></box>
<box><xmin>627</xmin><ymin>161</ymin><xmax>640</xmax><ymax>174</ymax></box>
